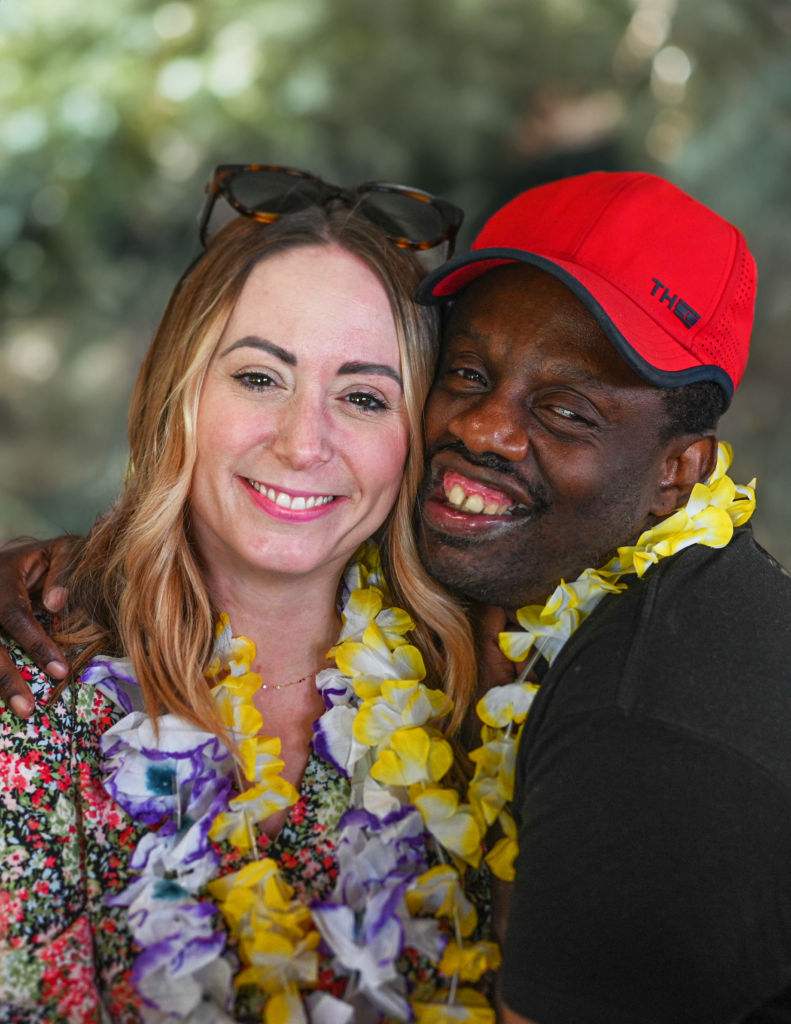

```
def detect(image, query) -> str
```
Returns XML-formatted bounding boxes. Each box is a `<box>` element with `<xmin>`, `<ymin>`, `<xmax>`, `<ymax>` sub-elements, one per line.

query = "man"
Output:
<box><xmin>3</xmin><ymin>172</ymin><xmax>791</xmax><ymax>1022</ymax></box>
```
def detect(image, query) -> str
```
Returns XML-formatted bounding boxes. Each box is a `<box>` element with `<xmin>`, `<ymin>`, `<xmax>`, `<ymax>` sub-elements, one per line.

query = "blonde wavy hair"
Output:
<box><xmin>56</xmin><ymin>207</ymin><xmax>477</xmax><ymax>738</ymax></box>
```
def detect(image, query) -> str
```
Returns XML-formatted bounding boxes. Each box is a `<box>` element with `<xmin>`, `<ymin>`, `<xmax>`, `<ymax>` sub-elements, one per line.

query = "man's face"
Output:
<box><xmin>419</xmin><ymin>263</ymin><xmax>674</xmax><ymax>611</ymax></box>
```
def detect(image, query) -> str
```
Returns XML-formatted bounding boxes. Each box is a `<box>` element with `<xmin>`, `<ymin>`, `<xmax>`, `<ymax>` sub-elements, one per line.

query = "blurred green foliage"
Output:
<box><xmin>1</xmin><ymin>0</ymin><xmax>790</xmax><ymax>558</ymax></box>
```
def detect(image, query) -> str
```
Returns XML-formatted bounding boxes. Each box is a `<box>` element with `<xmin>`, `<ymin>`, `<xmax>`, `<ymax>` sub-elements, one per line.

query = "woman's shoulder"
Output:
<box><xmin>0</xmin><ymin>633</ymin><xmax>142</xmax><ymax>733</ymax></box>
<box><xmin>0</xmin><ymin>635</ymin><xmax>140</xmax><ymax>853</ymax></box>
<box><xmin>1</xmin><ymin>629</ymin><xmax>58</xmax><ymax>709</ymax></box>
<box><xmin>0</xmin><ymin>633</ymin><xmax>144</xmax><ymax>1022</ymax></box>
<box><xmin>0</xmin><ymin>633</ymin><xmax>139</xmax><ymax>852</ymax></box>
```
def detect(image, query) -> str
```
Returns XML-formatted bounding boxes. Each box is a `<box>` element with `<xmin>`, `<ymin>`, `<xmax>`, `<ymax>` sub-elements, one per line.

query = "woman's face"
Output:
<box><xmin>190</xmin><ymin>243</ymin><xmax>409</xmax><ymax>582</ymax></box>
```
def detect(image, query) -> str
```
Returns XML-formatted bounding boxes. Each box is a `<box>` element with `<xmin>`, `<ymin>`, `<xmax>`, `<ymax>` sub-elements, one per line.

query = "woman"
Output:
<box><xmin>0</xmin><ymin>170</ymin><xmax>500</xmax><ymax>1024</ymax></box>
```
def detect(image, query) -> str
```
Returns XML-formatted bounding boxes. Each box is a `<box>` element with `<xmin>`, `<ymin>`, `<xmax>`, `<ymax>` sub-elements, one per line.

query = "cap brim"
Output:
<box><xmin>417</xmin><ymin>248</ymin><xmax>734</xmax><ymax>406</ymax></box>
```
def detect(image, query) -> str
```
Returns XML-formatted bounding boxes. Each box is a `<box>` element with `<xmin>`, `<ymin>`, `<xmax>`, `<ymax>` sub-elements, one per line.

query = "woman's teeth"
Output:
<box><xmin>247</xmin><ymin>480</ymin><xmax>335</xmax><ymax>509</ymax></box>
<box><xmin>444</xmin><ymin>482</ymin><xmax>514</xmax><ymax>515</ymax></box>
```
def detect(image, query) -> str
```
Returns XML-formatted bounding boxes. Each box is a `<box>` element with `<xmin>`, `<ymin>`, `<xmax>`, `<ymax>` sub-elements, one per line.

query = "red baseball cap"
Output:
<box><xmin>418</xmin><ymin>171</ymin><xmax>756</xmax><ymax>406</ymax></box>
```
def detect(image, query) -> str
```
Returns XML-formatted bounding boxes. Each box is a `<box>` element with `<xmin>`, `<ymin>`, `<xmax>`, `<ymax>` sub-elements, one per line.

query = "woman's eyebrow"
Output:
<box><xmin>338</xmin><ymin>361</ymin><xmax>403</xmax><ymax>388</ymax></box>
<box><xmin>221</xmin><ymin>336</ymin><xmax>297</xmax><ymax>365</ymax></box>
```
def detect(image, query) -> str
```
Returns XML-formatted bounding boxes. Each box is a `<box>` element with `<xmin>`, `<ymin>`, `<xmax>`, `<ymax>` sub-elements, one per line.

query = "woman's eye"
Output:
<box><xmin>345</xmin><ymin>391</ymin><xmax>388</xmax><ymax>411</ymax></box>
<box><xmin>233</xmin><ymin>371</ymin><xmax>277</xmax><ymax>390</ymax></box>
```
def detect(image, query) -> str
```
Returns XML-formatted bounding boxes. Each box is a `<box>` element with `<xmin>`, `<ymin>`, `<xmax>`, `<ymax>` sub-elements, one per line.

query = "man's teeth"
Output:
<box><xmin>247</xmin><ymin>480</ymin><xmax>334</xmax><ymax>509</ymax></box>
<box><xmin>445</xmin><ymin>482</ymin><xmax>514</xmax><ymax>515</ymax></box>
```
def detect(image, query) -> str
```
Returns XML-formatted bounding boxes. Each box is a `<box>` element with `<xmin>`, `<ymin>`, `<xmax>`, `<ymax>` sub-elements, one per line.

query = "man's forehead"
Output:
<box><xmin>461</xmin><ymin>261</ymin><xmax>573</xmax><ymax>298</ymax></box>
<box><xmin>445</xmin><ymin>263</ymin><xmax>592</xmax><ymax>335</ymax></box>
<box><xmin>444</xmin><ymin>265</ymin><xmax>600</xmax><ymax>346</ymax></box>
<box><xmin>441</xmin><ymin>265</ymin><xmax>651</xmax><ymax>390</ymax></box>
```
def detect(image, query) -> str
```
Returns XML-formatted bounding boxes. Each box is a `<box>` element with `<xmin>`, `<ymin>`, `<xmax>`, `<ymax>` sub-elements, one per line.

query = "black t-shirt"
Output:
<box><xmin>501</xmin><ymin>527</ymin><xmax>791</xmax><ymax>1024</ymax></box>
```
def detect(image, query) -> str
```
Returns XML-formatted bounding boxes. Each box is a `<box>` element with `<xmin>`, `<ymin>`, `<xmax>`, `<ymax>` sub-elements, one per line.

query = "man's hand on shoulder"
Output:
<box><xmin>0</xmin><ymin>535</ymin><xmax>77</xmax><ymax>716</ymax></box>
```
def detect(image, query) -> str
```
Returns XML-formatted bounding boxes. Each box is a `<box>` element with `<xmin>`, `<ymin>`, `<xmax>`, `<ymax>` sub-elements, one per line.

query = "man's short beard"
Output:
<box><xmin>418</xmin><ymin>518</ymin><xmax>534</xmax><ymax>603</ymax></box>
<box><xmin>416</xmin><ymin>440</ymin><xmax>554</xmax><ymax>605</ymax></box>
<box><xmin>417</xmin><ymin>513</ymin><xmax>550</xmax><ymax>606</ymax></box>
<box><xmin>416</xmin><ymin>440</ymin><xmax>649</xmax><ymax>609</ymax></box>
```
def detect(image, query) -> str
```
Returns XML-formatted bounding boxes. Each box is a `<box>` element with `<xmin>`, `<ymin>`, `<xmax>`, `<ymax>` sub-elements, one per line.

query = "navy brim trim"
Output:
<box><xmin>417</xmin><ymin>247</ymin><xmax>734</xmax><ymax>408</ymax></box>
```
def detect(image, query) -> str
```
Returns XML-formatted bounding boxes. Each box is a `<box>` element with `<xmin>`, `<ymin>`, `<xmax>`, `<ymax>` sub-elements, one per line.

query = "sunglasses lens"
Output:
<box><xmin>228</xmin><ymin>169</ymin><xmax>328</xmax><ymax>215</ymax></box>
<box><xmin>201</xmin><ymin>168</ymin><xmax>461</xmax><ymax>253</ymax></box>
<box><xmin>355</xmin><ymin>190</ymin><xmax>447</xmax><ymax>244</ymax></box>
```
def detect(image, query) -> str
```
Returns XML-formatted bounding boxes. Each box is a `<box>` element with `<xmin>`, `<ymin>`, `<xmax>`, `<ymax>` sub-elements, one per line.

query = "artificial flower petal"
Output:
<box><xmin>476</xmin><ymin>682</ymin><xmax>539</xmax><ymax>729</ymax></box>
<box><xmin>413</xmin><ymin>988</ymin><xmax>496</xmax><ymax>1024</ymax></box>
<box><xmin>309</xmin><ymin>902</ymin><xmax>409</xmax><ymax>1020</ymax></box>
<box><xmin>406</xmin><ymin>865</ymin><xmax>478</xmax><ymax>938</ymax></box>
<box><xmin>370</xmin><ymin>727</ymin><xmax>453</xmax><ymax>787</ymax></box>
<box><xmin>315</xmin><ymin>668</ymin><xmax>356</xmax><ymax>709</ymax></box>
<box><xmin>354</xmin><ymin>681</ymin><xmax>451</xmax><ymax>749</ymax></box>
<box><xmin>240</xmin><ymin>734</ymin><xmax>284</xmax><ymax>783</ymax></box>
<box><xmin>209</xmin><ymin>776</ymin><xmax>298</xmax><ymax>851</ymax></box>
<box><xmin>207</xmin><ymin>859</ymin><xmax>294</xmax><ymax>911</ymax></box>
<box><xmin>497</xmin><ymin>629</ymin><xmax>535</xmax><ymax>662</ymax></box>
<box><xmin>265</xmin><ymin>983</ymin><xmax>309</xmax><ymax>1024</ymax></box>
<box><xmin>305</xmin><ymin>991</ymin><xmax>355</xmax><ymax>1024</ymax></box>
<box><xmin>334</xmin><ymin>639</ymin><xmax>426</xmax><ymax>687</ymax></box>
<box><xmin>484</xmin><ymin>834</ymin><xmax>518</xmax><ymax>882</ymax></box>
<box><xmin>439</xmin><ymin>940</ymin><xmax>502</xmax><ymax>983</ymax></box>
<box><xmin>500</xmin><ymin>569</ymin><xmax>624</xmax><ymax>665</ymax></box>
<box><xmin>411</xmin><ymin>786</ymin><xmax>484</xmax><ymax>868</ymax></box>
<box><xmin>311</xmin><ymin>704</ymin><xmax>370</xmax><ymax>778</ymax></box>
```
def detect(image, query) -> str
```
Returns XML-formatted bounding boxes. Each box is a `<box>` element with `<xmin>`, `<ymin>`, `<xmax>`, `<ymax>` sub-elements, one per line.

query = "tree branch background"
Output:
<box><xmin>1</xmin><ymin>0</ymin><xmax>789</xmax><ymax>560</ymax></box>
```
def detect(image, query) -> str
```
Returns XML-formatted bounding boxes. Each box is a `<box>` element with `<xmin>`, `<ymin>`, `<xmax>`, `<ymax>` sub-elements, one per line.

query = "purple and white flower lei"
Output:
<box><xmin>93</xmin><ymin>544</ymin><xmax>480</xmax><ymax>1024</ymax></box>
<box><xmin>92</xmin><ymin>658</ymin><xmax>238</xmax><ymax>1023</ymax></box>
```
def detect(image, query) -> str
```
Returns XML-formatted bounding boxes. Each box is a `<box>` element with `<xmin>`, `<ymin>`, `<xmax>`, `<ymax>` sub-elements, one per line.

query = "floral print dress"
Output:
<box><xmin>0</xmin><ymin>637</ymin><xmax>144</xmax><ymax>1023</ymax></box>
<box><xmin>0</xmin><ymin>637</ymin><xmax>491</xmax><ymax>1024</ymax></box>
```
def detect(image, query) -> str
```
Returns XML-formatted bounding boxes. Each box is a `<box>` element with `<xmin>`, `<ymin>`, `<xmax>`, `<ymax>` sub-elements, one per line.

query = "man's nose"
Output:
<box><xmin>447</xmin><ymin>394</ymin><xmax>529</xmax><ymax>463</ymax></box>
<box><xmin>270</xmin><ymin>393</ymin><xmax>333</xmax><ymax>470</ymax></box>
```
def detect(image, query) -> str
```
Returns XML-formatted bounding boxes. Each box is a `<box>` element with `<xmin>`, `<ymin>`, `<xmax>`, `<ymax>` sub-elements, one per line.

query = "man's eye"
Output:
<box><xmin>451</xmin><ymin>367</ymin><xmax>487</xmax><ymax>384</ymax></box>
<box><xmin>346</xmin><ymin>391</ymin><xmax>387</xmax><ymax>411</ymax></box>
<box><xmin>233</xmin><ymin>371</ymin><xmax>276</xmax><ymax>390</ymax></box>
<box><xmin>550</xmin><ymin>405</ymin><xmax>582</xmax><ymax>421</ymax></box>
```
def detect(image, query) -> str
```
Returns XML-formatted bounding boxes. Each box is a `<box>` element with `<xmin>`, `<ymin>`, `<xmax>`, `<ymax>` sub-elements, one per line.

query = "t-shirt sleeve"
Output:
<box><xmin>500</xmin><ymin>709</ymin><xmax>791</xmax><ymax>1024</ymax></box>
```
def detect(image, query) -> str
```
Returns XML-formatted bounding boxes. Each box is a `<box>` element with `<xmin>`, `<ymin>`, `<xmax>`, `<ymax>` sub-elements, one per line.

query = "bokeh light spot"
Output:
<box><xmin>281</xmin><ymin>66</ymin><xmax>329</xmax><ymax>114</ymax></box>
<box><xmin>156</xmin><ymin>58</ymin><xmax>203</xmax><ymax>101</ymax></box>
<box><xmin>626</xmin><ymin>9</ymin><xmax>670</xmax><ymax>57</ymax></box>
<box><xmin>653</xmin><ymin>45</ymin><xmax>691</xmax><ymax>84</ymax></box>
<box><xmin>5</xmin><ymin>331</ymin><xmax>59</xmax><ymax>382</ymax></box>
<box><xmin>646</xmin><ymin>108</ymin><xmax>694</xmax><ymax>163</ymax></box>
<box><xmin>153</xmin><ymin>2</ymin><xmax>195</xmax><ymax>40</ymax></box>
<box><xmin>60</xmin><ymin>87</ymin><xmax>119</xmax><ymax>138</ymax></box>
<box><xmin>149</xmin><ymin>128</ymin><xmax>204</xmax><ymax>181</ymax></box>
<box><xmin>0</xmin><ymin>109</ymin><xmax>48</xmax><ymax>153</ymax></box>
<box><xmin>31</xmin><ymin>185</ymin><xmax>69</xmax><ymax>227</ymax></box>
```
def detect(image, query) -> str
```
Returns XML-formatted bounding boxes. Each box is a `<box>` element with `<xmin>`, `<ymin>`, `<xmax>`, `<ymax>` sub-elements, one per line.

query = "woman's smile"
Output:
<box><xmin>240</xmin><ymin>475</ymin><xmax>345</xmax><ymax>522</ymax></box>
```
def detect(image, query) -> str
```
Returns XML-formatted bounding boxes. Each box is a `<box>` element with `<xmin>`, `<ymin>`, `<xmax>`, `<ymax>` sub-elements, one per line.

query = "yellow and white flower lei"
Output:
<box><xmin>473</xmin><ymin>442</ymin><xmax>756</xmax><ymax>881</ymax></box>
<box><xmin>201</xmin><ymin>623</ymin><xmax>320</xmax><ymax>1024</ymax></box>
<box><xmin>200</xmin><ymin>543</ymin><xmax>500</xmax><ymax>1023</ymax></box>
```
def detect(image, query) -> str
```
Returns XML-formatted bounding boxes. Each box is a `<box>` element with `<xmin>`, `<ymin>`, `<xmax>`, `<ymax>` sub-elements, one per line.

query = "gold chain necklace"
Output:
<box><xmin>258</xmin><ymin>668</ymin><xmax>322</xmax><ymax>691</ymax></box>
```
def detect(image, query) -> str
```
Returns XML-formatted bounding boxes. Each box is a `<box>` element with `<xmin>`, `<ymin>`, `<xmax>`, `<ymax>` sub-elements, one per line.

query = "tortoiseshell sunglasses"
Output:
<box><xmin>198</xmin><ymin>164</ymin><xmax>464</xmax><ymax>256</ymax></box>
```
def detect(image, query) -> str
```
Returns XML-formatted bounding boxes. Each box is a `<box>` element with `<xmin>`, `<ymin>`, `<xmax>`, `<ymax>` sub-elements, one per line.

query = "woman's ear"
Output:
<box><xmin>649</xmin><ymin>435</ymin><xmax>719</xmax><ymax>517</ymax></box>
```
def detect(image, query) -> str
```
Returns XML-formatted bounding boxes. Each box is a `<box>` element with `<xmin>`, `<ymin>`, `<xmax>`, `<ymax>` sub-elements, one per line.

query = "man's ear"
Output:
<box><xmin>649</xmin><ymin>435</ymin><xmax>719</xmax><ymax>517</ymax></box>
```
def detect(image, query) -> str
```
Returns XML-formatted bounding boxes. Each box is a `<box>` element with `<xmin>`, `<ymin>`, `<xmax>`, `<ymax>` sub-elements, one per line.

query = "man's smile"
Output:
<box><xmin>443</xmin><ymin>470</ymin><xmax>516</xmax><ymax>515</ymax></box>
<box><xmin>421</xmin><ymin>450</ymin><xmax>543</xmax><ymax>537</ymax></box>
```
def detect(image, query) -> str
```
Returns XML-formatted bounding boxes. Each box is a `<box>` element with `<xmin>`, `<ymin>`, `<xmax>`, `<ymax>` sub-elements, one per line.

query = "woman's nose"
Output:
<box><xmin>270</xmin><ymin>393</ymin><xmax>333</xmax><ymax>470</ymax></box>
<box><xmin>447</xmin><ymin>395</ymin><xmax>529</xmax><ymax>463</ymax></box>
